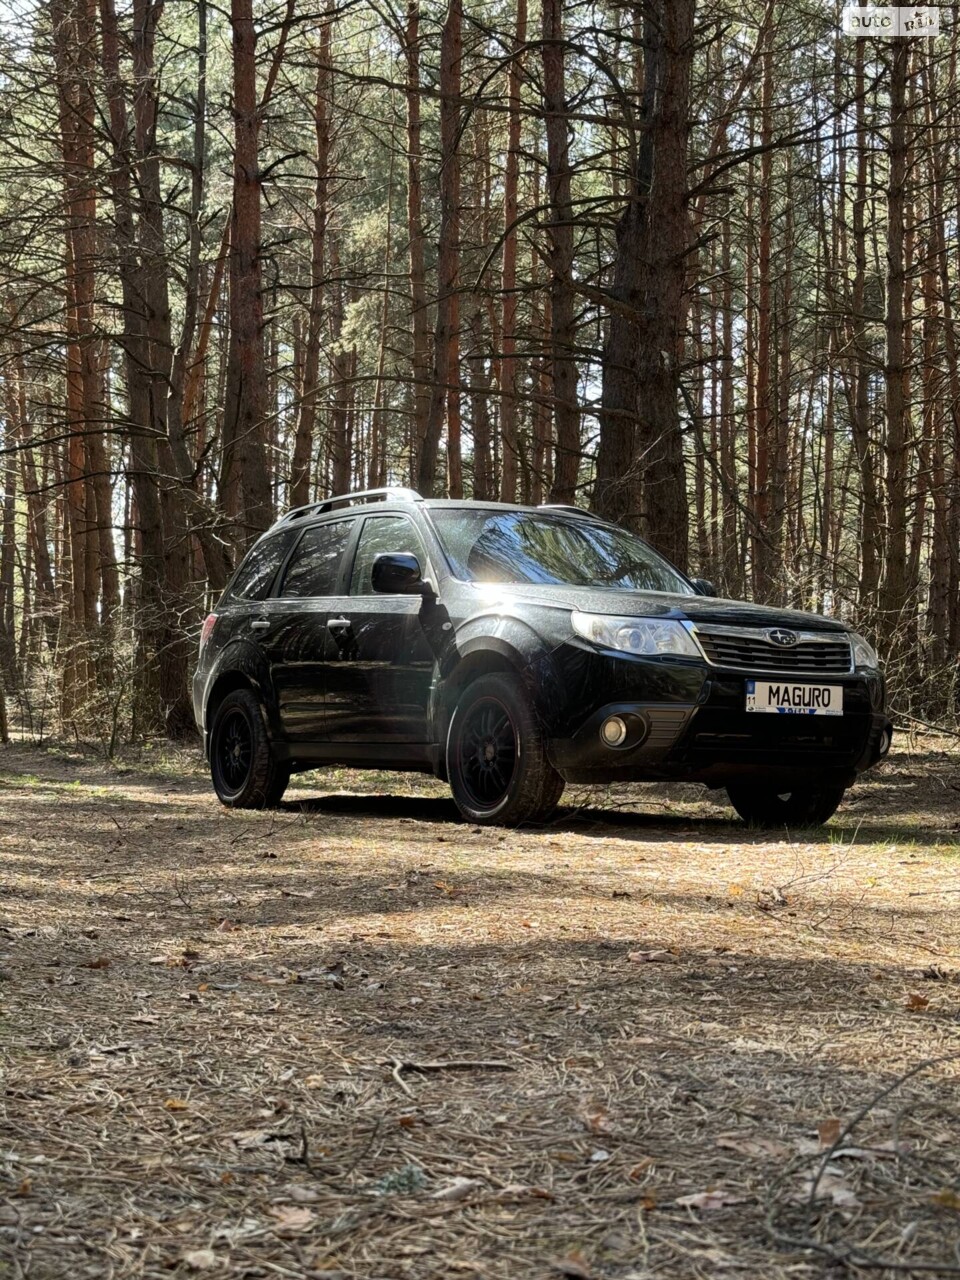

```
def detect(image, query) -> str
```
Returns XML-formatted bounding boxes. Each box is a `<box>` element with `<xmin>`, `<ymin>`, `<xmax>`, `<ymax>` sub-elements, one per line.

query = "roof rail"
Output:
<box><xmin>539</xmin><ymin>503</ymin><xmax>606</xmax><ymax>522</ymax></box>
<box><xmin>276</xmin><ymin>487</ymin><xmax>423</xmax><ymax>526</ymax></box>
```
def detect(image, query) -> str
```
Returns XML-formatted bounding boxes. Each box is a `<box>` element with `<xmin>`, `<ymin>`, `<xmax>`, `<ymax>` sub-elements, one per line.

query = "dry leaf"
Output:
<box><xmin>553</xmin><ymin>1257</ymin><xmax>594</xmax><ymax>1280</ymax></box>
<box><xmin>433</xmin><ymin>880</ymin><xmax>462</xmax><ymax>896</ymax></box>
<box><xmin>627</xmin><ymin>949</ymin><xmax>678</xmax><ymax>964</ymax></box>
<box><xmin>797</xmin><ymin>1173</ymin><xmax>859</xmax><ymax>1208</ymax></box>
<box><xmin>182</xmin><ymin>1249</ymin><xmax>217</xmax><ymax>1271</ymax></box>
<box><xmin>164</xmin><ymin>1097</ymin><xmax>189</xmax><ymax>1112</ymax></box>
<box><xmin>676</xmin><ymin>1188</ymin><xmax>748</xmax><ymax>1211</ymax></box>
<box><xmin>268</xmin><ymin>1204</ymin><xmax>316</xmax><ymax>1232</ymax></box>
<box><xmin>284</xmin><ymin>1185</ymin><xmax>320</xmax><ymax>1204</ymax></box>
<box><xmin>906</xmin><ymin>992</ymin><xmax>930</xmax><ymax>1010</ymax></box>
<box><xmin>430</xmin><ymin>1176</ymin><xmax>481</xmax><ymax>1201</ymax></box>
<box><xmin>81</xmin><ymin>956</ymin><xmax>111</xmax><ymax>970</ymax></box>
<box><xmin>817</xmin><ymin>1117</ymin><xmax>842</xmax><ymax>1147</ymax></box>
<box><xmin>931</xmin><ymin>1189</ymin><xmax>960</xmax><ymax>1212</ymax></box>
<box><xmin>717</xmin><ymin>1133</ymin><xmax>791</xmax><ymax>1160</ymax></box>
<box><xmin>231</xmin><ymin>1129</ymin><xmax>284</xmax><ymax>1149</ymax></box>
<box><xmin>304</xmin><ymin>1073</ymin><xmax>326</xmax><ymax>1089</ymax></box>
<box><xmin>756</xmin><ymin>886</ymin><xmax>787</xmax><ymax>910</ymax></box>
<box><xmin>580</xmin><ymin>1103</ymin><xmax>613</xmax><ymax>1135</ymax></box>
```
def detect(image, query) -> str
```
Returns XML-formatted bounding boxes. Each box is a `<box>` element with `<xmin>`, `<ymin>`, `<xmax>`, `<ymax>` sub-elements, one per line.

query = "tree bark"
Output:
<box><xmin>290</xmin><ymin>21</ymin><xmax>332</xmax><ymax>509</ymax></box>
<box><xmin>498</xmin><ymin>0</ymin><xmax>526</xmax><ymax>502</ymax></box>
<box><xmin>541</xmin><ymin>0</ymin><xmax>580</xmax><ymax>503</ymax></box>
<box><xmin>221</xmin><ymin>0</ymin><xmax>273</xmax><ymax>547</ymax></box>
<box><xmin>418</xmin><ymin>0</ymin><xmax>462</xmax><ymax>497</ymax></box>
<box><xmin>594</xmin><ymin>0</ymin><xmax>692</xmax><ymax>569</ymax></box>
<box><xmin>878</xmin><ymin>37</ymin><xmax>910</xmax><ymax>652</ymax></box>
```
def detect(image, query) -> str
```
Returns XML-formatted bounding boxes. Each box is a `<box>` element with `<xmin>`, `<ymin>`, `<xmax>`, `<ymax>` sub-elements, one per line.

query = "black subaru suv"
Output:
<box><xmin>194</xmin><ymin>489</ymin><xmax>892</xmax><ymax>827</ymax></box>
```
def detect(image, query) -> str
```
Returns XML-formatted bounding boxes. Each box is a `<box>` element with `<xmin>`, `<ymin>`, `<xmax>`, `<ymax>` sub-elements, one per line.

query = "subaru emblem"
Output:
<box><xmin>767</xmin><ymin>628</ymin><xmax>798</xmax><ymax>647</ymax></box>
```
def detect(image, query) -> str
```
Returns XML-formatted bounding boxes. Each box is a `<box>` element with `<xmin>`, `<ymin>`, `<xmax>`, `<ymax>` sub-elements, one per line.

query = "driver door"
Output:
<box><xmin>322</xmin><ymin>514</ymin><xmax>436</xmax><ymax>742</ymax></box>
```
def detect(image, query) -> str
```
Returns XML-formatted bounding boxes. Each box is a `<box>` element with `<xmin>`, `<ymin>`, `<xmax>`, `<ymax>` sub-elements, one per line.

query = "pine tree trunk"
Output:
<box><xmin>222</xmin><ymin>0</ymin><xmax>273</xmax><ymax>548</ymax></box>
<box><xmin>498</xmin><ymin>0</ymin><xmax>526</xmax><ymax>502</ymax></box>
<box><xmin>541</xmin><ymin>0</ymin><xmax>580</xmax><ymax>503</ymax></box>
<box><xmin>418</xmin><ymin>0</ymin><xmax>462</xmax><ymax>497</ymax></box>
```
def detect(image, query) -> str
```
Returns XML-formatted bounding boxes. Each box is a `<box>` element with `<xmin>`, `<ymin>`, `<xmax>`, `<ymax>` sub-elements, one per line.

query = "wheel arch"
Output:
<box><xmin>206</xmin><ymin>670</ymin><xmax>259</xmax><ymax>727</ymax></box>
<box><xmin>204</xmin><ymin>668</ymin><xmax>276</xmax><ymax>758</ymax></box>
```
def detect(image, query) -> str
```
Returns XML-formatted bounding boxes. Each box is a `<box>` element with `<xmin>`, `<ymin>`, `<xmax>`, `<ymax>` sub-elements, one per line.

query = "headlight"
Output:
<box><xmin>850</xmin><ymin>631</ymin><xmax>879</xmax><ymax>669</ymax></box>
<box><xmin>572</xmin><ymin>612</ymin><xmax>700</xmax><ymax>658</ymax></box>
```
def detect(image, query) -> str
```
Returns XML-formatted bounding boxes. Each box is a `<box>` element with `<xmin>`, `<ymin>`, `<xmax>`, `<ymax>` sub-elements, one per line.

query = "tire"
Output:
<box><xmin>446</xmin><ymin>672</ymin><xmax>565</xmax><ymax>826</ymax></box>
<box><xmin>209</xmin><ymin>688</ymin><xmax>290</xmax><ymax>809</ymax></box>
<box><xmin>726</xmin><ymin>781</ymin><xmax>846</xmax><ymax>828</ymax></box>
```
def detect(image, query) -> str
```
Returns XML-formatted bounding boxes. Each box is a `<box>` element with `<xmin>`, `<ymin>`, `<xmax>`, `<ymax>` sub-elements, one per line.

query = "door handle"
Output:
<box><xmin>327</xmin><ymin>616</ymin><xmax>351</xmax><ymax>631</ymax></box>
<box><xmin>251</xmin><ymin>619</ymin><xmax>270</xmax><ymax>631</ymax></box>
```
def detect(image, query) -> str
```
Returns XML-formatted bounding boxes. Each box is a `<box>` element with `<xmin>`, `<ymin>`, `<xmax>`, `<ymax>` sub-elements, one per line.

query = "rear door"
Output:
<box><xmin>259</xmin><ymin>518</ymin><xmax>356</xmax><ymax>741</ymax></box>
<box><xmin>204</xmin><ymin>528</ymin><xmax>298</xmax><ymax>721</ymax></box>
<box><xmin>323</xmin><ymin>513</ymin><xmax>436</xmax><ymax>742</ymax></box>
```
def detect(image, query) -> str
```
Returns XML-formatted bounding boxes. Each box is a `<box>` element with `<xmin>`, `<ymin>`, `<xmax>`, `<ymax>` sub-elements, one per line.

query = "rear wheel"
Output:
<box><xmin>210</xmin><ymin>688</ymin><xmax>289</xmax><ymax>809</ymax></box>
<box><xmin>726</xmin><ymin>781</ymin><xmax>846</xmax><ymax>828</ymax></box>
<box><xmin>446</xmin><ymin>672</ymin><xmax>565</xmax><ymax>826</ymax></box>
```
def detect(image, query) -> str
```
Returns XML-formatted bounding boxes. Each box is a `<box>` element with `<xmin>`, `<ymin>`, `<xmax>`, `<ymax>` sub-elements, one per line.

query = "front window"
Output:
<box><xmin>349</xmin><ymin>515</ymin><xmax>429</xmax><ymax>595</ymax></box>
<box><xmin>431</xmin><ymin>509</ymin><xmax>693</xmax><ymax>595</ymax></box>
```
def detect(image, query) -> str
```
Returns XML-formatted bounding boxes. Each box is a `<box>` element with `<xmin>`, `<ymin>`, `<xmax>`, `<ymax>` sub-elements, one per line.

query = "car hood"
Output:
<box><xmin>464</xmin><ymin>582</ymin><xmax>849</xmax><ymax>632</ymax></box>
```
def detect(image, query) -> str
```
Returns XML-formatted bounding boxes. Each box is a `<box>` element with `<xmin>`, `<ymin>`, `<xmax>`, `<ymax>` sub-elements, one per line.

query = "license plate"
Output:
<box><xmin>745</xmin><ymin>680</ymin><xmax>843</xmax><ymax>716</ymax></box>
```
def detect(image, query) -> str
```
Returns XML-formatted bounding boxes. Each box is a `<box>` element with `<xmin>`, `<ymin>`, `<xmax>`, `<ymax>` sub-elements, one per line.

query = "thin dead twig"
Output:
<box><xmin>384</xmin><ymin>1057</ymin><xmax>516</xmax><ymax>1075</ymax></box>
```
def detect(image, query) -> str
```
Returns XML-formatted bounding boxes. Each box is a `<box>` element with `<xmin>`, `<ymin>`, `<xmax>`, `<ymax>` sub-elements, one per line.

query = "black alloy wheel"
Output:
<box><xmin>457</xmin><ymin>695</ymin><xmax>517</xmax><ymax>810</ymax></box>
<box><xmin>209</xmin><ymin>687</ymin><xmax>290</xmax><ymax>809</ymax></box>
<box><xmin>216</xmin><ymin>708</ymin><xmax>253</xmax><ymax>795</ymax></box>
<box><xmin>446</xmin><ymin>671</ymin><xmax>565</xmax><ymax>826</ymax></box>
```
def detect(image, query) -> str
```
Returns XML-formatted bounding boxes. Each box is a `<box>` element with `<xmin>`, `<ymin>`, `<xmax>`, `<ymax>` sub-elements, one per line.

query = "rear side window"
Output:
<box><xmin>229</xmin><ymin>530</ymin><xmax>295</xmax><ymax>601</ymax></box>
<box><xmin>280</xmin><ymin>520</ymin><xmax>353</xmax><ymax>598</ymax></box>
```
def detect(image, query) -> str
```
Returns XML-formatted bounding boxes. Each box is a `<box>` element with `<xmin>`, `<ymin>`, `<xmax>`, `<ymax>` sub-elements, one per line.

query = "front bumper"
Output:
<box><xmin>548</xmin><ymin>673</ymin><xmax>891</xmax><ymax>786</ymax></box>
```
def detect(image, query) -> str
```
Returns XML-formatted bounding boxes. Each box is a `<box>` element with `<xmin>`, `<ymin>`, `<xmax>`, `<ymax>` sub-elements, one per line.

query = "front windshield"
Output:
<box><xmin>431</xmin><ymin>509</ymin><xmax>694</xmax><ymax>594</ymax></box>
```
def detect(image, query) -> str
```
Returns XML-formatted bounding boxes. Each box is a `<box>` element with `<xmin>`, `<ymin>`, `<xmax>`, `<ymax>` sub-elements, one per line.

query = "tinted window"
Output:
<box><xmin>431</xmin><ymin>510</ymin><xmax>693</xmax><ymax>594</ymax></box>
<box><xmin>350</xmin><ymin>515</ymin><xmax>429</xmax><ymax>596</ymax></box>
<box><xmin>229</xmin><ymin>530</ymin><xmax>296</xmax><ymax>601</ymax></box>
<box><xmin>280</xmin><ymin>520</ymin><xmax>353</xmax><ymax>597</ymax></box>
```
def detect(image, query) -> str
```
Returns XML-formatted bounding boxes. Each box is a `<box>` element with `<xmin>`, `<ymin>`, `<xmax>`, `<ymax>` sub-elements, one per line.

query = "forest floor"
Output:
<box><xmin>2</xmin><ymin>735</ymin><xmax>960</xmax><ymax>1280</ymax></box>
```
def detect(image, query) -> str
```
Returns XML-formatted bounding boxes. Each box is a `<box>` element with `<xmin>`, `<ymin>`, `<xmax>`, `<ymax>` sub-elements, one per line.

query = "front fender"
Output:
<box><xmin>436</xmin><ymin>609</ymin><xmax>568</xmax><ymax>732</ymax></box>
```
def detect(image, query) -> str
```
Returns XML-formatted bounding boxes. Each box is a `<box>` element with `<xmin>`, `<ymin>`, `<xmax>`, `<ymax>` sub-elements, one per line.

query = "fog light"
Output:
<box><xmin>879</xmin><ymin>727</ymin><xmax>892</xmax><ymax>758</ymax></box>
<box><xmin>600</xmin><ymin>715</ymin><xmax>628</xmax><ymax>748</ymax></box>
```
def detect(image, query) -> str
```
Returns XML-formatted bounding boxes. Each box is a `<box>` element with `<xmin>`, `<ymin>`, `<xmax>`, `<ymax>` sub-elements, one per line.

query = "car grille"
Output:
<box><xmin>693</xmin><ymin>626</ymin><xmax>852</xmax><ymax>675</ymax></box>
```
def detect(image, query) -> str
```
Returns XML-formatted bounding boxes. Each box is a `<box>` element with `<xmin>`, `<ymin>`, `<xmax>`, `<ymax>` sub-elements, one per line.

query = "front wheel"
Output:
<box><xmin>726</xmin><ymin>781</ymin><xmax>846</xmax><ymax>828</ymax></box>
<box><xmin>210</xmin><ymin>688</ymin><xmax>289</xmax><ymax>809</ymax></box>
<box><xmin>446</xmin><ymin>672</ymin><xmax>565</xmax><ymax>826</ymax></box>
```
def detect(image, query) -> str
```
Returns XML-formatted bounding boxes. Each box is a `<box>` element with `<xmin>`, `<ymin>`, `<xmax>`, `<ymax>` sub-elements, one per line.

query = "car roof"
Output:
<box><xmin>265</xmin><ymin>496</ymin><xmax>606</xmax><ymax>534</ymax></box>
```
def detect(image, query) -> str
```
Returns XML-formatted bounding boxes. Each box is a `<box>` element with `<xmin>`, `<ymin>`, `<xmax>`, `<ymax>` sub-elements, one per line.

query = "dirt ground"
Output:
<box><xmin>2</xmin><ymin>735</ymin><xmax>960</xmax><ymax>1280</ymax></box>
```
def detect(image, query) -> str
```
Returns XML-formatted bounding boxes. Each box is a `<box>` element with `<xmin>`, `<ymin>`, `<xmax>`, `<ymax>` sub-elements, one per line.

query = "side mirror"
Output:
<box><xmin>690</xmin><ymin>577</ymin><xmax>717</xmax><ymax>597</ymax></box>
<box><xmin>371</xmin><ymin>552</ymin><xmax>435</xmax><ymax>597</ymax></box>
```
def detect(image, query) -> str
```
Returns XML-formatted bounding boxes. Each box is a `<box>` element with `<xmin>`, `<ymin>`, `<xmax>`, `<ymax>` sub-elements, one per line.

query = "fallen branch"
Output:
<box><xmin>894</xmin><ymin>711</ymin><xmax>960</xmax><ymax>740</ymax></box>
<box><xmin>384</xmin><ymin>1056</ymin><xmax>515</xmax><ymax>1079</ymax></box>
